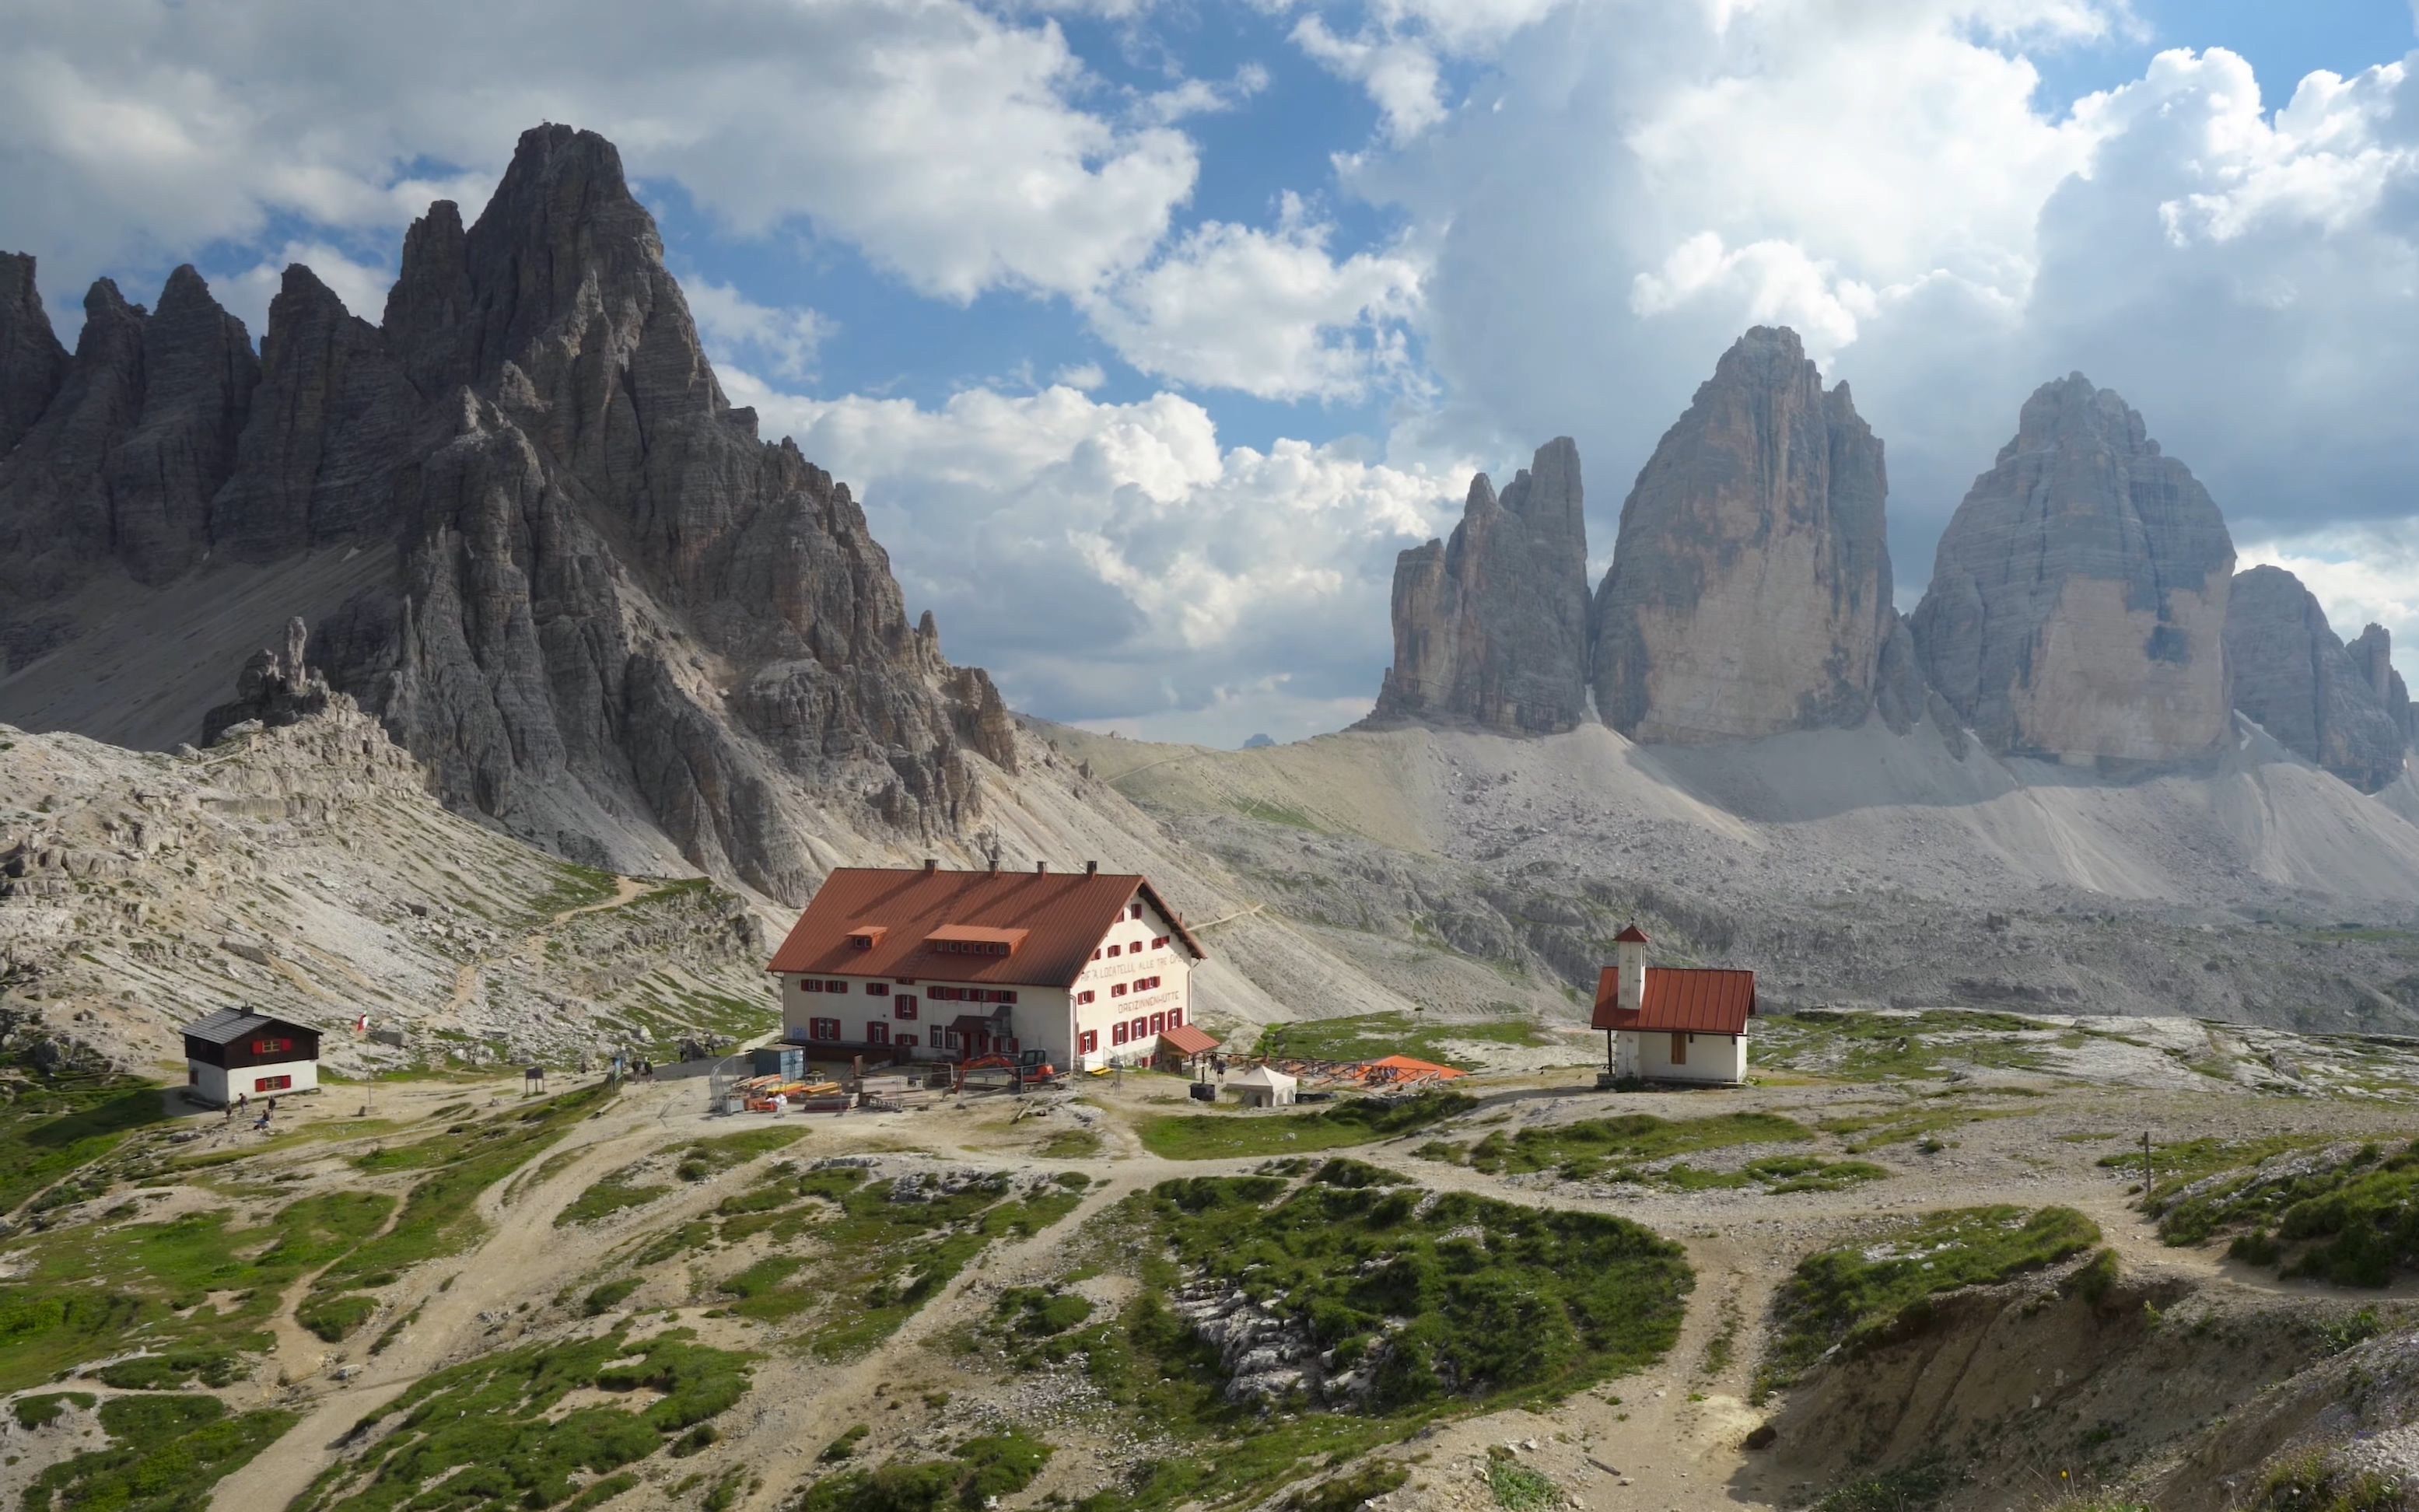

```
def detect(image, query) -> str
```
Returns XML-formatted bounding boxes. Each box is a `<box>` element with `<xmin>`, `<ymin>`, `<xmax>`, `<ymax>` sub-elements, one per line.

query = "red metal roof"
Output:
<box><xmin>1159</xmin><ymin>1024</ymin><xmax>1220</xmax><ymax>1056</ymax></box>
<box><xmin>768</xmin><ymin>866</ymin><xmax>1206</xmax><ymax>988</ymax></box>
<box><xmin>1614</xmin><ymin>924</ymin><xmax>1652</xmax><ymax>944</ymax></box>
<box><xmin>1592</xmin><ymin>966</ymin><xmax>1756</xmax><ymax>1034</ymax></box>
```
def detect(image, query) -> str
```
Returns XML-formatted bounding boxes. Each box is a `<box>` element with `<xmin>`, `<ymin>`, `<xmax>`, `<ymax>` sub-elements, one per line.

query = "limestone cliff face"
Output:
<box><xmin>0</xmin><ymin>269</ymin><xmax>259</xmax><ymax>603</ymax></box>
<box><xmin>0</xmin><ymin>253</ymin><xmax>68</xmax><ymax>457</ymax></box>
<box><xmin>0</xmin><ymin>125</ymin><xmax>1015</xmax><ymax>902</ymax></box>
<box><xmin>1367</xmin><ymin>438</ymin><xmax>1591</xmax><ymax>733</ymax></box>
<box><xmin>2225</xmin><ymin>565</ymin><xmax>2407</xmax><ymax>792</ymax></box>
<box><xmin>2349</xmin><ymin>625</ymin><xmax>2417</xmax><ymax>748</ymax></box>
<box><xmin>1589</xmin><ymin>326</ymin><xmax>1899</xmax><ymax>744</ymax></box>
<box><xmin>1910</xmin><ymin>375</ymin><xmax>2236</xmax><ymax>765</ymax></box>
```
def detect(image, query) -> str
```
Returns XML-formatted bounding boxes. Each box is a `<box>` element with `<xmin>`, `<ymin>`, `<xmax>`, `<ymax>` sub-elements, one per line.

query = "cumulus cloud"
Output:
<box><xmin>722</xmin><ymin>376</ymin><xmax>1466</xmax><ymax>743</ymax></box>
<box><xmin>1349</xmin><ymin>1</ymin><xmax>2419</xmax><ymax>681</ymax></box>
<box><xmin>681</xmin><ymin>278</ymin><xmax>834</xmax><ymax>383</ymax></box>
<box><xmin>0</xmin><ymin>0</ymin><xmax>1199</xmax><ymax>310</ymax></box>
<box><xmin>1087</xmin><ymin>194</ymin><xmax>1424</xmax><ymax>401</ymax></box>
<box><xmin>1289</xmin><ymin>0</ymin><xmax>1572</xmax><ymax>143</ymax></box>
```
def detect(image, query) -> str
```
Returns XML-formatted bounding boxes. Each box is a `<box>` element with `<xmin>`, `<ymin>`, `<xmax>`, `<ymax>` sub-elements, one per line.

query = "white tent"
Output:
<box><xmin>1226</xmin><ymin>1064</ymin><xmax>1297</xmax><ymax>1108</ymax></box>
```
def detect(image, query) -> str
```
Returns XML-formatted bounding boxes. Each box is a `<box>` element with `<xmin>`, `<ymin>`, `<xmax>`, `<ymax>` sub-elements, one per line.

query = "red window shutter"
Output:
<box><xmin>897</xmin><ymin>1034</ymin><xmax>919</xmax><ymax>1048</ymax></box>
<box><xmin>1108</xmin><ymin>944</ymin><xmax>1120</xmax><ymax>957</ymax></box>
<box><xmin>1150</xmin><ymin>1013</ymin><xmax>1165</xmax><ymax>1033</ymax></box>
<box><xmin>867</xmin><ymin>1022</ymin><xmax>890</xmax><ymax>1045</ymax></box>
<box><xmin>1112</xmin><ymin>1022</ymin><xmax>1127</xmax><ymax>1045</ymax></box>
<box><xmin>1170</xmin><ymin>1006</ymin><xmax>1182</xmax><ymax>1026</ymax></box>
<box><xmin>803</xmin><ymin>979</ymin><xmax>821</xmax><ymax>993</ymax></box>
<box><xmin>1112</xmin><ymin>983</ymin><xmax>1126</xmax><ymax>997</ymax></box>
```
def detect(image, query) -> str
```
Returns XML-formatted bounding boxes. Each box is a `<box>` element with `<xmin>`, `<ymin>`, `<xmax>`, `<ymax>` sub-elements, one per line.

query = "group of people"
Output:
<box><xmin>222</xmin><ymin>1092</ymin><xmax>278</xmax><ymax>1130</ymax></box>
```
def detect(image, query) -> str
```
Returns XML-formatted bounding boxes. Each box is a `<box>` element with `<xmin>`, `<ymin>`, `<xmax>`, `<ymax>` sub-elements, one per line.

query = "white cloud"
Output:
<box><xmin>1053</xmin><ymin>362</ymin><xmax>1108</xmax><ymax>390</ymax></box>
<box><xmin>212</xmin><ymin>240</ymin><xmax>396</xmax><ymax>338</ymax></box>
<box><xmin>1087</xmin><ymin>196</ymin><xmax>1425</xmax><ymax>401</ymax></box>
<box><xmin>720</xmin><ymin>377</ymin><xmax>1465</xmax><ymax>739</ymax></box>
<box><xmin>0</xmin><ymin>0</ymin><xmax>1199</xmax><ymax>309</ymax></box>
<box><xmin>1342</xmin><ymin>1</ymin><xmax>2419</xmax><ymax>663</ymax></box>
<box><xmin>681</xmin><ymin>277</ymin><xmax>833</xmax><ymax>382</ymax></box>
<box><xmin>1138</xmin><ymin>64</ymin><xmax>1273</xmax><ymax>127</ymax></box>
<box><xmin>1292</xmin><ymin>16</ymin><xmax>1451</xmax><ymax>144</ymax></box>
<box><xmin>1289</xmin><ymin>0</ymin><xmax>1573</xmax><ymax>144</ymax></box>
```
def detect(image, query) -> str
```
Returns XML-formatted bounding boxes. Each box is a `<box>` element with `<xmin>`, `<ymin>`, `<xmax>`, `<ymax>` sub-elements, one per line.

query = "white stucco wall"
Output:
<box><xmin>1068</xmin><ymin>894</ymin><xmax>1195</xmax><ymax>1069</ymax></box>
<box><xmin>187</xmin><ymin>1057</ymin><xmax>319</xmax><ymax>1104</ymax></box>
<box><xmin>1623</xmin><ymin>1030</ymin><xmax>1747</xmax><ymax>1085</ymax></box>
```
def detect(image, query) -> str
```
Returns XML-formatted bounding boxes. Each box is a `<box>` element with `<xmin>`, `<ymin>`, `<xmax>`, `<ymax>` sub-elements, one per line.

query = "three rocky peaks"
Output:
<box><xmin>1369</xmin><ymin>326</ymin><xmax>2410</xmax><ymax>792</ymax></box>
<box><xmin>0</xmin><ymin>125</ymin><xmax>1016</xmax><ymax>903</ymax></box>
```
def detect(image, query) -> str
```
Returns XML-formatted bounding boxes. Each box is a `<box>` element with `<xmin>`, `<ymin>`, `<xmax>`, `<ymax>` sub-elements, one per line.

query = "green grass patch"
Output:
<box><xmin>1037</xmin><ymin>1127</ymin><xmax>1104</xmax><ymax>1159</ymax></box>
<box><xmin>1429</xmin><ymin>1111</ymin><xmax>1810</xmax><ymax>1182</ymax></box>
<box><xmin>93</xmin><ymin>1346</ymin><xmax>245</xmax><ymax>1389</ymax></box>
<box><xmin>795</xmin><ymin>1426</ymin><xmax>1052</xmax><ymax>1512</ymax></box>
<box><xmin>1284</xmin><ymin>1463</ymin><xmax>1410</xmax><ymax>1512</ymax></box>
<box><xmin>1760</xmin><ymin>1206</ymin><xmax>2101</xmax><ymax>1395</ymax></box>
<box><xmin>292</xmin><ymin>1327</ymin><xmax>751</xmax><ymax>1511</ymax></box>
<box><xmin>23</xmin><ymin>1393</ymin><xmax>296</xmax><ymax>1512</ymax></box>
<box><xmin>0</xmin><ymin>1186</ymin><xmax>394</xmax><ymax>1395</ymax></box>
<box><xmin>1756</xmin><ymin>1009</ymin><xmax>2060</xmax><ymax>1082</ymax></box>
<box><xmin>1138</xmin><ymin>1091</ymin><xmax>1475</xmax><ymax>1160</ymax></box>
<box><xmin>298</xmin><ymin>1292</ymin><xmax>380</xmax><ymax>1342</ymax></box>
<box><xmin>0</xmin><ymin>1064</ymin><xmax>173</xmax><ymax>1216</ymax></box>
<box><xmin>1251</xmin><ymin>1011</ymin><xmax>1554</xmax><ymax>1069</ymax></box>
<box><xmin>701</xmin><ymin>1167</ymin><xmax>1088</xmax><ymax>1358</ymax></box>
<box><xmin>2137</xmin><ymin>1137</ymin><xmax>2419</xmax><ymax>1285</ymax></box>
<box><xmin>1025</xmin><ymin>1163</ymin><xmax>1689</xmax><ymax>1511</ymax></box>
<box><xmin>1486</xmin><ymin>1448</ymin><xmax>1560</xmax><ymax>1510</ymax></box>
<box><xmin>12</xmin><ymin>1391</ymin><xmax>95</xmax><ymax>1430</ymax></box>
<box><xmin>557</xmin><ymin>1176</ymin><xmax>671</xmax><ymax>1227</ymax></box>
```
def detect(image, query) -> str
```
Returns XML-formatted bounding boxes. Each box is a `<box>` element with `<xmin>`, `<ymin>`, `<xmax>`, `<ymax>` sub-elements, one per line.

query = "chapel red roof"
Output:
<box><xmin>1614</xmin><ymin>924</ymin><xmax>1652</xmax><ymax>944</ymax></box>
<box><xmin>767</xmin><ymin>866</ymin><xmax>1206</xmax><ymax>987</ymax></box>
<box><xmin>1592</xmin><ymin>966</ymin><xmax>1757</xmax><ymax>1034</ymax></box>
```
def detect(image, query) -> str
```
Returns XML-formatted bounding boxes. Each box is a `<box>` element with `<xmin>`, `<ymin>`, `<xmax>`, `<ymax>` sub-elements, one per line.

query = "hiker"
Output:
<box><xmin>264</xmin><ymin>1097</ymin><xmax>278</xmax><ymax>1117</ymax></box>
<box><xmin>236</xmin><ymin>1092</ymin><xmax>249</xmax><ymax>1115</ymax></box>
<box><xmin>223</xmin><ymin>1100</ymin><xmax>234</xmax><ymax>1122</ymax></box>
<box><xmin>252</xmin><ymin>1110</ymin><xmax>271</xmax><ymax>1131</ymax></box>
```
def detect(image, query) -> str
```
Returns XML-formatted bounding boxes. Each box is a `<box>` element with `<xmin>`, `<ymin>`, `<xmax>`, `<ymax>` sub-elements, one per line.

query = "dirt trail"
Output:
<box><xmin>208</xmin><ymin>1078</ymin><xmax>717</xmax><ymax>1510</ymax></box>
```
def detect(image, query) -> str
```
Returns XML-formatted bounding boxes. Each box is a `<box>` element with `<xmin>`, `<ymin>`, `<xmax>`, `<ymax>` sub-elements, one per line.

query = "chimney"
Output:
<box><xmin>1085</xmin><ymin>859</ymin><xmax>1098</xmax><ymax>876</ymax></box>
<box><xmin>922</xmin><ymin>858</ymin><xmax>937</xmax><ymax>874</ymax></box>
<box><xmin>1034</xmin><ymin>861</ymin><xmax>1048</xmax><ymax>875</ymax></box>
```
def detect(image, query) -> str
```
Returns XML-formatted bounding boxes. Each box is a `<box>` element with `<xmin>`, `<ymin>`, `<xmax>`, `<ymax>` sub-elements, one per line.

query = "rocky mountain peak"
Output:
<box><xmin>2225</xmin><ymin>565</ymin><xmax>2407</xmax><ymax>791</ymax></box>
<box><xmin>0</xmin><ymin>123</ymin><xmax>1020</xmax><ymax>904</ymax></box>
<box><xmin>1366</xmin><ymin>436</ymin><xmax>1591</xmax><ymax>733</ymax></box>
<box><xmin>0</xmin><ymin>252</ymin><xmax>69</xmax><ymax>455</ymax></box>
<box><xmin>1911</xmin><ymin>373</ymin><xmax>2235</xmax><ymax>765</ymax></box>
<box><xmin>1590</xmin><ymin>324</ymin><xmax>1903</xmax><ymax>744</ymax></box>
<box><xmin>2349</xmin><ymin>623</ymin><xmax>2417</xmax><ymax>749</ymax></box>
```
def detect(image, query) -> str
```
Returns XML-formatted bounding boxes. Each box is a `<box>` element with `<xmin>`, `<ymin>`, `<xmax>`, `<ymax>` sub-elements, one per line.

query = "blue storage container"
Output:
<box><xmin>752</xmin><ymin>1046</ymin><xmax>806</xmax><ymax>1078</ymax></box>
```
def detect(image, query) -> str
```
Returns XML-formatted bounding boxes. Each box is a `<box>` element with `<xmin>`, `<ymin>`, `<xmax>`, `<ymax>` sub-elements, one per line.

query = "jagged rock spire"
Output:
<box><xmin>1590</xmin><ymin>325</ymin><xmax>1900</xmax><ymax>744</ymax></box>
<box><xmin>1367</xmin><ymin>436</ymin><xmax>1591</xmax><ymax>733</ymax></box>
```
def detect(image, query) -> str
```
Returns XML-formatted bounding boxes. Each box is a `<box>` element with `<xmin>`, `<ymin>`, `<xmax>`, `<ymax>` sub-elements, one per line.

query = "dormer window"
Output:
<box><xmin>846</xmin><ymin>925</ymin><xmax>887</xmax><ymax>951</ymax></box>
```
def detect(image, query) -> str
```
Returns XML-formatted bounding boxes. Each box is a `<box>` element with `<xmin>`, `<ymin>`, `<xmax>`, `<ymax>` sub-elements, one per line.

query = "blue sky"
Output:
<box><xmin>5</xmin><ymin>0</ymin><xmax>2418</xmax><ymax>745</ymax></box>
